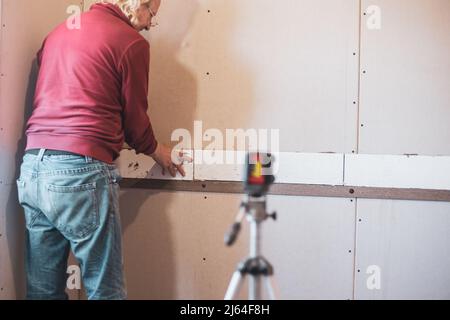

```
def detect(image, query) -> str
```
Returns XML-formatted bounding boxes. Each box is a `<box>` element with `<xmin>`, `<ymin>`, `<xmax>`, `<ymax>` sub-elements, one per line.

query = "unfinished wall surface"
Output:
<box><xmin>359</xmin><ymin>0</ymin><xmax>450</xmax><ymax>155</ymax></box>
<box><xmin>353</xmin><ymin>0</ymin><xmax>450</xmax><ymax>300</ymax></box>
<box><xmin>148</xmin><ymin>0</ymin><xmax>361</xmax><ymax>153</ymax></box>
<box><xmin>355</xmin><ymin>199</ymin><xmax>450</xmax><ymax>299</ymax></box>
<box><xmin>0</xmin><ymin>0</ymin><xmax>449</xmax><ymax>300</ymax></box>
<box><xmin>119</xmin><ymin>191</ymin><xmax>356</xmax><ymax>299</ymax></box>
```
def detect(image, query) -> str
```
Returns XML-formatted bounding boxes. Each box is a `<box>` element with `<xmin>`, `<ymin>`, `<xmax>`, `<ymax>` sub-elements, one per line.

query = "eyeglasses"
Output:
<box><xmin>147</xmin><ymin>7</ymin><xmax>159</xmax><ymax>28</ymax></box>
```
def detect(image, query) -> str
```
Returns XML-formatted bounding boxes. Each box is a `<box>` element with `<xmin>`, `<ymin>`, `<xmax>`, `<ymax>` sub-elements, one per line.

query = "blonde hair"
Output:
<box><xmin>98</xmin><ymin>0</ymin><xmax>152</xmax><ymax>27</ymax></box>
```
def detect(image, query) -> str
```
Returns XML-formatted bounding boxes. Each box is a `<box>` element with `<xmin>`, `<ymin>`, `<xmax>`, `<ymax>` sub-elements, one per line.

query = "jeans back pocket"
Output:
<box><xmin>47</xmin><ymin>181</ymin><xmax>100</xmax><ymax>241</ymax></box>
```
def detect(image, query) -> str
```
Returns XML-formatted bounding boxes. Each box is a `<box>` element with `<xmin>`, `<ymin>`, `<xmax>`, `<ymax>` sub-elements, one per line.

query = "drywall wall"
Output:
<box><xmin>354</xmin><ymin>199</ymin><xmax>450</xmax><ymax>299</ymax></box>
<box><xmin>85</xmin><ymin>0</ymin><xmax>361</xmax><ymax>152</ymax></box>
<box><xmin>359</xmin><ymin>0</ymin><xmax>450</xmax><ymax>155</ymax></box>
<box><xmin>119</xmin><ymin>190</ymin><xmax>355</xmax><ymax>299</ymax></box>
<box><xmin>352</xmin><ymin>0</ymin><xmax>450</xmax><ymax>300</ymax></box>
<box><xmin>0</xmin><ymin>0</ymin><xmax>448</xmax><ymax>300</ymax></box>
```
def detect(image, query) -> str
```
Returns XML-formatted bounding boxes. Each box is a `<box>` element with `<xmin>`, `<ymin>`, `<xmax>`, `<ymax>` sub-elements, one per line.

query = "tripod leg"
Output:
<box><xmin>249</xmin><ymin>276</ymin><xmax>263</xmax><ymax>300</ymax></box>
<box><xmin>264</xmin><ymin>276</ymin><xmax>278</xmax><ymax>300</ymax></box>
<box><xmin>225</xmin><ymin>271</ymin><xmax>245</xmax><ymax>300</ymax></box>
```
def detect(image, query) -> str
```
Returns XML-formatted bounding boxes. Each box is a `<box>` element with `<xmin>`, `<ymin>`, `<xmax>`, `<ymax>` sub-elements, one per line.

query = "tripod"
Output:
<box><xmin>224</xmin><ymin>195</ymin><xmax>278</xmax><ymax>300</ymax></box>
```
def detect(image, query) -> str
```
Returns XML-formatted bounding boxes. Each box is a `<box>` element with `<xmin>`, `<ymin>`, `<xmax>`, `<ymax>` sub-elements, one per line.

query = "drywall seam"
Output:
<box><xmin>356</xmin><ymin>0</ymin><xmax>363</xmax><ymax>154</ymax></box>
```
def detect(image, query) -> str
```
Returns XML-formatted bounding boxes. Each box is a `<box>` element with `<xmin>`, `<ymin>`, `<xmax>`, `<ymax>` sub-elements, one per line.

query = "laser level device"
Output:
<box><xmin>244</xmin><ymin>152</ymin><xmax>275</xmax><ymax>198</ymax></box>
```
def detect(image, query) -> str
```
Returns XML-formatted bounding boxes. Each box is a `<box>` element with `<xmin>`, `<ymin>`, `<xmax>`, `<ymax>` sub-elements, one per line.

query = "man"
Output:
<box><xmin>16</xmin><ymin>0</ymin><xmax>182</xmax><ymax>299</ymax></box>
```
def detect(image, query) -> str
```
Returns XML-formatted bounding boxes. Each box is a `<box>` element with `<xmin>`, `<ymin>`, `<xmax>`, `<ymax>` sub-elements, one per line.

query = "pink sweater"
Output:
<box><xmin>25</xmin><ymin>3</ymin><xmax>158</xmax><ymax>164</ymax></box>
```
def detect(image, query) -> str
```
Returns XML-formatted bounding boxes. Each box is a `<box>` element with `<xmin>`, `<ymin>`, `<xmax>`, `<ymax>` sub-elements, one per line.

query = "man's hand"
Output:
<box><xmin>150</xmin><ymin>143</ymin><xmax>186</xmax><ymax>177</ymax></box>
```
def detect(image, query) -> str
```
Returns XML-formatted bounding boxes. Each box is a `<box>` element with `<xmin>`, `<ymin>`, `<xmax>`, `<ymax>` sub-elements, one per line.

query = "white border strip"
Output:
<box><xmin>345</xmin><ymin>154</ymin><xmax>450</xmax><ymax>190</ymax></box>
<box><xmin>193</xmin><ymin>150</ymin><xmax>344</xmax><ymax>185</ymax></box>
<box><xmin>276</xmin><ymin>152</ymin><xmax>344</xmax><ymax>185</ymax></box>
<box><xmin>117</xmin><ymin>150</ymin><xmax>450</xmax><ymax>191</ymax></box>
<box><xmin>193</xmin><ymin>150</ymin><xmax>246</xmax><ymax>182</ymax></box>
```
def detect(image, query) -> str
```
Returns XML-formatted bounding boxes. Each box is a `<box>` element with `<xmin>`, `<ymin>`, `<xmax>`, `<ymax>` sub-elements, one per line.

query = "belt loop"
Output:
<box><xmin>37</xmin><ymin>149</ymin><xmax>46</xmax><ymax>162</ymax></box>
<box><xmin>85</xmin><ymin>156</ymin><xmax>93</xmax><ymax>163</ymax></box>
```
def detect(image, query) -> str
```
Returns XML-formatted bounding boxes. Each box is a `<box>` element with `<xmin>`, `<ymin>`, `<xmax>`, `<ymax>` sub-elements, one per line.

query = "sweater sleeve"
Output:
<box><xmin>119</xmin><ymin>39</ymin><xmax>158</xmax><ymax>156</ymax></box>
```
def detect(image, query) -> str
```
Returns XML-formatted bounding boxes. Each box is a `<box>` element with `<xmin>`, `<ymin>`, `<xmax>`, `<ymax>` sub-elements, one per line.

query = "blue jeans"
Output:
<box><xmin>16</xmin><ymin>149</ymin><xmax>126</xmax><ymax>300</ymax></box>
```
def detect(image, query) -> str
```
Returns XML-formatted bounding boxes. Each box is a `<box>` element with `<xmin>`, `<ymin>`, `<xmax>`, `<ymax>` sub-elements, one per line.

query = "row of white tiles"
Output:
<box><xmin>116</xmin><ymin>150</ymin><xmax>450</xmax><ymax>191</ymax></box>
